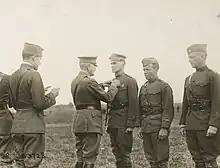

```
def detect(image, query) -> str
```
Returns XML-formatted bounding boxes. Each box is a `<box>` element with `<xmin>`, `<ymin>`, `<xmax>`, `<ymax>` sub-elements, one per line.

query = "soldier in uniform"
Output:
<box><xmin>138</xmin><ymin>57</ymin><xmax>174</xmax><ymax>168</ymax></box>
<box><xmin>71</xmin><ymin>56</ymin><xmax>120</xmax><ymax>168</ymax></box>
<box><xmin>106</xmin><ymin>53</ymin><xmax>139</xmax><ymax>168</ymax></box>
<box><xmin>179</xmin><ymin>44</ymin><xmax>220</xmax><ymax>168</ymax></box>
<box><xmin>10</xmin><ymin>42</ymin><xmax>60</xmax><ymax>168</ymax></box>
<box><xmin>0</xmin><ymin>72</ymin><xmax>14</xmax><ymax>164</ymax></box>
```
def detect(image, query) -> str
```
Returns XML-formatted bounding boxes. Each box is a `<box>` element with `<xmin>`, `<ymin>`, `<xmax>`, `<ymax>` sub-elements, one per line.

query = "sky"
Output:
<box><xmin>1</xmin><ymin>0</ymin><xmax>220</xmax><ymax>104</ymax></box>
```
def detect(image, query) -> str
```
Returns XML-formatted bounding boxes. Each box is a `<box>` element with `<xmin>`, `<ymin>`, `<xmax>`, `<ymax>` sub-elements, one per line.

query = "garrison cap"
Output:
<box><xmin>187</xmin><ymin>44</ymin><xmax>207</xmax><ymax>55</ymax></box>
<box><xmin>22</xmin><ymin>42</ymin><xmax>44</xmax><ymax>56</ymax></box>
<box><xmin>78</xmin><ymin>56</ymin><xmax>97</xmax><ymax>66</ymax></box>
<box><xmin>142</xmin><ymin>57</ymin><xmax>158</xmax><ymax>67</ymax></box>
<box><xmin>109</xmin><ymin>53</ymin><xmax>126</xmax><ymax>62</ymax></box>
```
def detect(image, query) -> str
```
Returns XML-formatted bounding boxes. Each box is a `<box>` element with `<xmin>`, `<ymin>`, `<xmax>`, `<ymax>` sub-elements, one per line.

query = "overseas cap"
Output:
<box><xmin>78</xmin><ymin>56</ymin><xmax>97</xmax><ymax>66</ymax></box>
<box><xmin>142</xmin><ymin>57</ymin><xmax>158</xmax><ymax>66</ymax></box>
<box><xmin>22</xmin><ymin>42</ymin><xmax>43</xmax><ymax>56</ymax></box>
<box><xmin>109</xmin><ymin>53</ymin><xmax>126</xmax><ymax>62</ymax></box>
<box><xmin>187</xmin><ymin>44</ymin><xmax>207</xmax><ymax>55</ymax></box>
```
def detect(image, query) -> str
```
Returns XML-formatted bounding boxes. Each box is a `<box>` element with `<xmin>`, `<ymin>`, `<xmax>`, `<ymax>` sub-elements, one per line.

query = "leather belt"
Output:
<box><xmin>76</xmin><ymin>105</ymin><xmax>98</xmax><ymax>110</ymax></box>
<box><xmin>0</xmin><ymin>104</ymin><xmax>8</xmax><ymax>110</ymax></box>
<box><xmin>108</xmin><ymin>103</ymin><xmax>129</xmax><ymax>110</ymax></box>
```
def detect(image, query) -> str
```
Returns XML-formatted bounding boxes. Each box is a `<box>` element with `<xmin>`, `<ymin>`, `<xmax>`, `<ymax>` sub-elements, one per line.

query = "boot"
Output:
<box><xmin>158</xmin><ymin>161</ymin><xmax>168</xmax><ymax>168</ymax></box>
<box><xmin>75</xmin><ymin>162</ymin><xmax>84</xmax><ymax>168</ymax></box>
<box><xmin>205</xmin><ymin>160</ymin><xmax>218</xmax><ymax>168</ymax></box>
<box><xmin>116</xmin><ymin>161</ymin><xmax>124</xmax><ymax>168</ymax></box>
<box><xmin>83</xmin><ymin>163</ymin><xmax>94</xmax><ymax>168</ymax></box>
<box><xmin>150</xmin><ymin>162</ymin><xmax>159</xmax><ymax>168</ymax></box>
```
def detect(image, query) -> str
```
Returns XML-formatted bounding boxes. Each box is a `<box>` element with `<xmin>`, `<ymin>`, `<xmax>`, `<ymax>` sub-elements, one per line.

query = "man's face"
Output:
<box><xmin>110</xmin><ymin>60</ymin><xmax>125</xmax><ymax>73</ymax></box>
<box><xmin>143</xmin><ymin>64</ymin><xmax>157</xmax><ymax>80</ymax></box>
<box><xmin>88</xmin><ymin>64</ymin><xmax>97</xmax><ymax>76</ymax></box>
<box><xmin>32</xmin><ymin>53</ymin><xmax>43</xmax><ymax>70</ymax></box>
<box><xmin>188</xmin><ymin>52</ymin><xmax>206</xmax><ymax>68</ymax></box>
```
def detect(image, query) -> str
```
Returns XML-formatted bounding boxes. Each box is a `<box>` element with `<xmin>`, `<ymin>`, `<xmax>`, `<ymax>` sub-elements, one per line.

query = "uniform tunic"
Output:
<box><xmin>10</xmin><ymin>63</ymin><xmax>56</xmax><ymax>133</ymax></box>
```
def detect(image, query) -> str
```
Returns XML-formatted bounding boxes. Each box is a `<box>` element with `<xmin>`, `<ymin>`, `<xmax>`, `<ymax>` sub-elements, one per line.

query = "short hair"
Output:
<box><xmin>79</xmin><ymin>63</ymin><xmax>90</xmax><ymax>71</ymax></box>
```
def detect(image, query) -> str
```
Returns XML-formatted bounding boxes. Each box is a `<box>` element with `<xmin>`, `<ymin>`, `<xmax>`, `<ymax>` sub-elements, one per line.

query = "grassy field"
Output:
<box><xmin>41</xmin><ymin>104</ymin><xmax>194</xmax><ymax>168</ymax></box>
<box><xmin>2</xmin><ymin>104</ymin><xmax>220</xmax><ymax>168</ymax></box>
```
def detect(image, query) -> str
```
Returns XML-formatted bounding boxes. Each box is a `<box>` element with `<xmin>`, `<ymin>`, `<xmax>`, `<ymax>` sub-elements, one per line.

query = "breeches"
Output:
<box><xmin>74</xmin><ymin>133</ymin><xmax>101</xmax><ymax>164</ymax></box>
<box><xmin>142</xmin><ymin>132</ymin><xmax>169</xmax><ymax>164</ymax></box>
<box><xmin>107</xmin><ymin>128</ymin><xmax>133</xmax><ymax>165</ymax></box>
<box><xmin>12</xmin><ymin>133</ymin><xmax>45</xmax><ymax>168</ymax></box>
<box><xmin>186</xmin><ymin>130</ymin><xmax>220</xmax><ymax>167</ymax></box>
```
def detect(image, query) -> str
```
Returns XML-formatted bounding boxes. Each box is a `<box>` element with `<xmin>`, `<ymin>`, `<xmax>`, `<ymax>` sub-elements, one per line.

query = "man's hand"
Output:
<box><xmin>179</xmin><ymin>125</ymin><xmax>186</xmax><ymax>137</ymax></box>
<box><xmin>158</xmin><ymin>128</ymin><xmax>169</xmax><ymax>140</ymax></box>
<box><xmin>206</xmin><ymin>126</ymin><xmax>218</xmax><ymax>137</ymax></box>
<box><xmin>111</xmin><ymin>79</ymin><xmax>120</xmax><ymax>87</ymax></box>
<box><xmin>50</xmin><ymin>88</ymin><xmax>60</xmax><ymax>97</ymax></box>
<box><xmin>102</xmin><ymin>80</ymin><xmax>112</xmax><ymax>87</ymax></box>
<box><xmin>125</xmin><ymin>127</ymin><xmax>134</xmax><ymax>133</ymax></box>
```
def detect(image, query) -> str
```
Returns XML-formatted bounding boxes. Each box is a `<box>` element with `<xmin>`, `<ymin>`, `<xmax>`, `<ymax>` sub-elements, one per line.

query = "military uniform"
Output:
<box><xmin>10</xmin><ymin>43</ymin><xmax>56</xmax><ymax>168</ymax></box>
<box><xmin>107</xmin><ymin>54</ymin><xmax>139</xmax><ymax>168</ymax></box>
<box><xmin>0</xmin><ymin>73</ymin><xmax>14</xmax><ymax>162</ymax></box>
<box><xmin>71</xmin><ymin>57</ymin><xmax>118</xmax><ymax>168</ymax></box>
<box><xmin>179</xmin><ymin>44</ymin><xmax>220</xmax><ymax>168</ymax></box>
<box><xmin>139</xmin><ymin>58</ymin><xmax>174</xmax><ymax>168</ymax></box>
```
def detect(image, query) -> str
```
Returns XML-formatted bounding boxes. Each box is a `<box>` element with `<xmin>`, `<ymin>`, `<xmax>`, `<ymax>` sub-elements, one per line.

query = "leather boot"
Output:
<box><xmin>195</xmin><ymin>162</ymin><xmax>206</xmax><ymax>168</ymax></box>
<box><xmin>205</xmin><ymin>160</ymin><xmax>218</xmax><ymax>168</ymax></box>
<box><xmin>158</xmin><ymin>161</ymin><xmax>168</xmax><ymax>168</ymax></box>
<box><xmin>83</xmin><ymin>163</ymin><xmax>94</xmax><ymax>168</ymax></box>
<box><xmin>150</xmin><ymin>162</ymin><xmax>159</xmax><ymax>168</ymax></box>
<box><xmin>116</xmin><ymin>161</ymin><xmax>124</xmax><ymax>168</ymax></box>
<box><xmin>124</xmin><ymin>162</ymin><xmax>132</xmax><ymax>168</ymax></box>
<box><xmin>75</xmin><ymin>162</ymin><xmax>84</xmax><ymax>168</ymax></box>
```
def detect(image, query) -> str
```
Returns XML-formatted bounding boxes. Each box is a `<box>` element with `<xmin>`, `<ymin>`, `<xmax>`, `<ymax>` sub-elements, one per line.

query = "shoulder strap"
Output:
<box><xmin>10</xmin><ymin>70</ymin><xmax>29</xmax><ymax>109</ymax></box>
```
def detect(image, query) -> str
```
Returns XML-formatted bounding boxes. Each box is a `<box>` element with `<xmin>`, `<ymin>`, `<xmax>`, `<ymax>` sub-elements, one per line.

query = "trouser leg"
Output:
<box><xmin>142</xmin><ymin>133</ymin><xmax>158</xmax><ymax>168</ymax></box>
<box><xmin>150</xmin><ymin>133</ymin><xmax>169</xmax><ymax>168</ymax></box>
<box><xmin>108</xmin><ymin>128</ymin><xmax>124</xmax><ymax>168</ymax></box>
<box><xmin>186</xmin><ymin>131</ymin><xmax>206</xmax><ymax>168</ymax></box>
<box><xmin>197</xmin><ymin>131</ymin><xmax>220</xmax><ymax>168</ymax></box>
<box><xmin>12</xmin><ymin>133</ymin><xmax>45</xmax><ymax>168</ymax></box>
<box><xmin>75</xmin><ymin>133</ymin><xmax>84</xmax><ymax>167</ymax></box>
<box><xmin>82</xmin><ymin>133</ymin><xmax>101</xmax><ymax>164</ymax></box>
<box><xmin>117</xmin><ymin>129</ymin><xmax>133</xmax><ymax>168</ymax></box>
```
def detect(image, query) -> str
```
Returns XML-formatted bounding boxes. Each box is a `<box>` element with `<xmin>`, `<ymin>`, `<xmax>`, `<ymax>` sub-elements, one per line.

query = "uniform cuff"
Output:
<box><xmin>161</xmin><ymin>120</ymin><xmax>171</xmax><ymax>129</ymax></box>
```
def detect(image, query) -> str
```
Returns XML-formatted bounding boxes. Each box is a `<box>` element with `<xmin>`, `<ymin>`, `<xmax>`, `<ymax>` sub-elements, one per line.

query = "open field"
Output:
<box><xmin>2</xmin><ymin>104</ymin><xmax>220</xmax><ymax>168</ymax></box>
<box><xmin>42</xmin><ymin>104</ymin><xmax>193</xmax><ymax>168</ymax></box>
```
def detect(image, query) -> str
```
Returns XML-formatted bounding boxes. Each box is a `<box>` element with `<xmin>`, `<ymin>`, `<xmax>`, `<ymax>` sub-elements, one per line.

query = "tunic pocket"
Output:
<box><xmin>147</xmin><ymin>88</ymin><xmax>161</xmax><ymax>105</ymax></box>
<box><xmin>194</xmin><ymin>81</ymin><xmax>210</xmax><ymax>96</ymax></box>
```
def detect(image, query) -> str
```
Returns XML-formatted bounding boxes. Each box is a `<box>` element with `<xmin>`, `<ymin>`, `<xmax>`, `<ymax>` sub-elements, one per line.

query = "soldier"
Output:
<box><xmin>106</xmin><ymin>53</ymin><xmax>139</xmax><ymax>168</ymax></box>
<box><xmin>176</xmin><ymin>105</ymin><xmax>180</xmax><ymax>113</ymax></box>
<box><xmin>9</xmin><ymin>42</ymin><xmax>60</xmax><ymax>168</ymax></box>
<box><xmin>71</xmin><ymin>56</ymin><xmax>120</xmax><ymax>168</ymax></box>
<box><xmin>138</xmin><ymin>57</ymin><xmax>174</xmax><ymax>168</ymax></box>
<box><xmin>179</xmin><ymin>44</ymin><xmax>220</xmax><ymax>168</ymax></box>
<box><xmin>0</xmin><ymin>72</ymin><xmax>14</xmax><ymax>164</ymax></box>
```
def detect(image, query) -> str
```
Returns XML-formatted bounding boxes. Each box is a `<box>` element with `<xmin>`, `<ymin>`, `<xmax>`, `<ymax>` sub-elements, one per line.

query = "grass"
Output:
<box><xmin>2</xmin><ymin>104</ymin><xmax>220</xmax><ymax>168</ymax></box>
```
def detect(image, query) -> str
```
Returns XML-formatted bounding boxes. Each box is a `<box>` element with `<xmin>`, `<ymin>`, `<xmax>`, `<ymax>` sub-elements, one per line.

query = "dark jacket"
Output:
<box><xmin>179</xmin><ymin>66</ymin><xmax>220</xmax><ymax>130</ymax></box>
<box><xmin>139</xmin><ymin>79</ymin><xmax>174</xmax><ymax>133</ymax></box>
<box><xmin>10</xmin><ymin>63</ymin><xmax>56</xmax><ymax>133</ymax></box>
<box><xmin>107</xmin><ymin>72</ymin><xmax>139</xmax><ymax>128</ymax></box>
<box><xmin>71</xmin><ymin>71</ymin><xmax>118</xmax><ymax>134</ymax></box>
